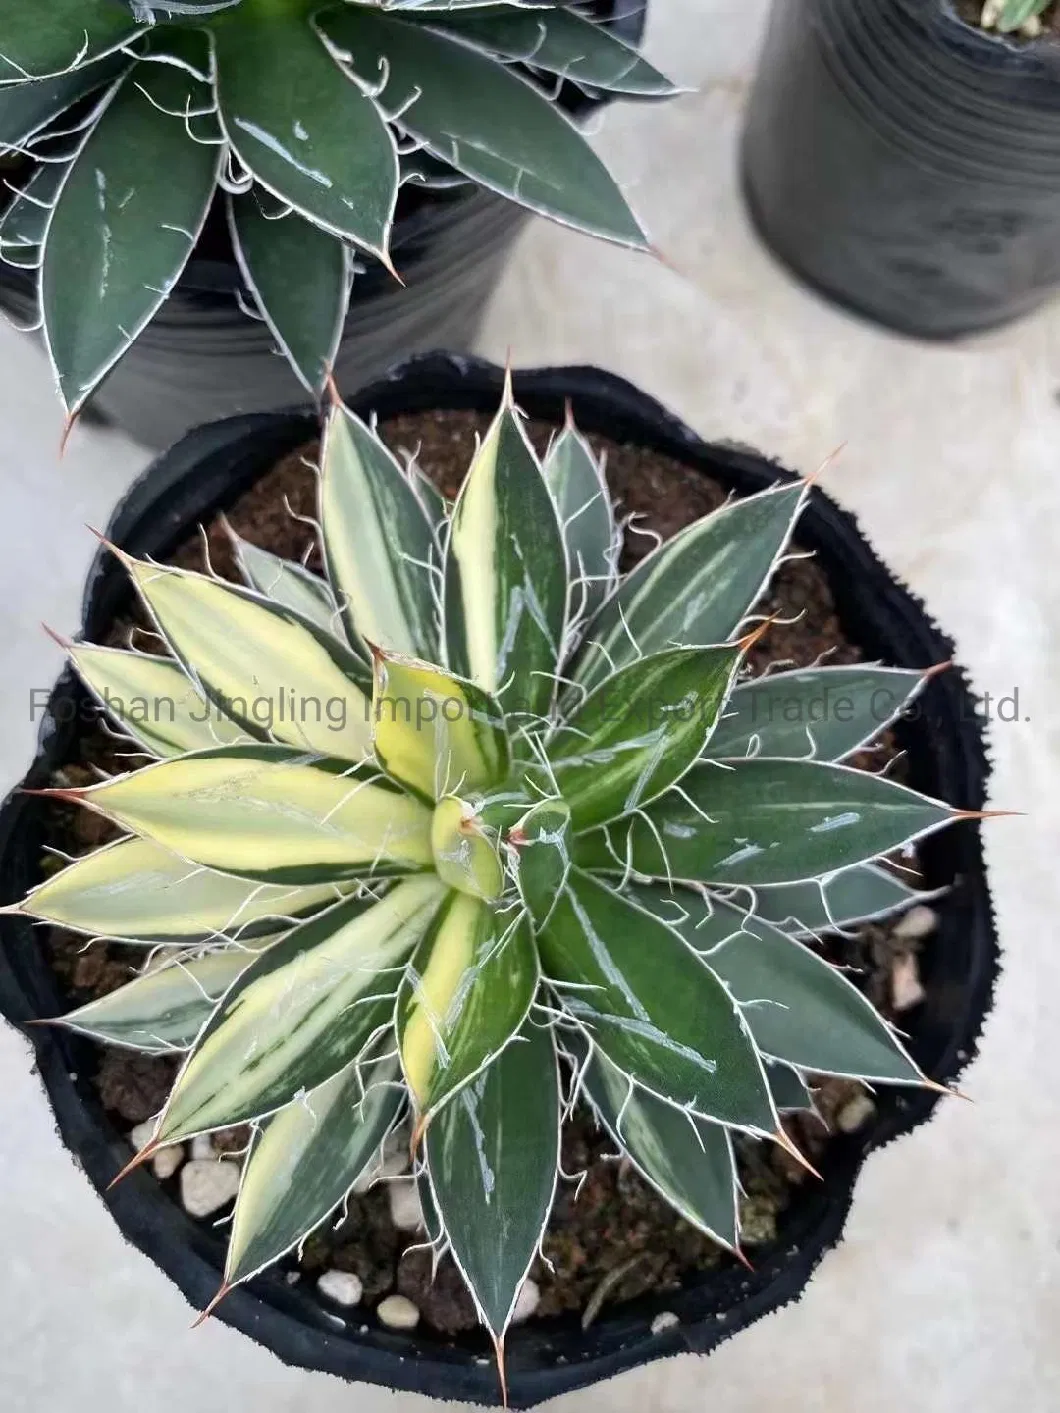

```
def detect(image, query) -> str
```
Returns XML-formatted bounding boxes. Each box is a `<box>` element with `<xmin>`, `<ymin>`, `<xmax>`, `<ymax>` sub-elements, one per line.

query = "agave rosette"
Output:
<box><xmin>14</xmin><ymin>382</ymin><xmax>970</xmax><ymax>1349</ymax></box>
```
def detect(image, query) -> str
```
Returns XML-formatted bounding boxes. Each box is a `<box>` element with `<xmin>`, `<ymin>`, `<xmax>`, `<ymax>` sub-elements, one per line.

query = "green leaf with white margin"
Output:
<box><xmin>706</xmin><ymin>665</ymin><xmax>934</xmax><ymax>762</ymax></box>
<box><xmin>58</xmin><ymin>940</ymin><xmax>274</xmax><ymax>1052</ymax></box>
<box><xmin>228</xmin><ymin>531</ymin><xmax>338</xmax><ymax>635</ymax></box>
<box><xmin>223</xmin><ymin>1053</ymin><xmax>404</xmax><ymax>1292</ymax></box>
<box><xmin>631</xmin><ymin>885</ymin><xmax>927</xmax><ymax>1084</ymax></box>
<box><xmin>1</xmin><ymin>158</ymin><xmax>70</xmax><ymax>268</ymax></box>
<box><xmin>431</xmin><ymin>796</ymin><xmax>504</xmax><ymax>901</ymax></box>
<box><xmin>54</xmin><ymin>745</ymin><xmax>434</xmax><ymax>886</ymax></box>
<box><xmin>423</xmin><ymin>5</ymin><xmax>678</xmax><ymax>97</ymax></box>
<box><xmin>151</xmin><ymin>880</ymin><xmax>444</xmax><ymax>1145</ymax></box>
<box><xmin>211</xmin><ymin>7</ymin><xmax>397</xmax><ymax>258</ymax></box>
<box><xmin>570</xmin><ymin>481</ymin><xmax>807</xmax><ymax>698</ymax></box>
<box><xmin>372</xmin><ymin>650</ymin><xmax>510</xmax><ymax>802</ymax></box>
<box><xmin>443</xmin><ymin>380</ymin><xmax>567</xmax><ymax>722</ymax></box>
<box><xmin>511</xmin><ymin>797</ymin><xmax>571</xmax><ymax>928</ymax></box>
<box><xmin>424</xmin><ymin>1020</ymin><xmax>559</xmax><ymax>1338</ymax></box>
<box><xmin>547</xmin><ymin>645</ymin><xmax>742</xmax><ymax>831</ymax></box>
<box><xmin>575</xmin><ymin>759</ymin><xmax>957</xmax><ymax>887</ymax></box>
<box><xmin>0</xmin><ymin>0</ymin><xmax>140</xmax><ymax>82</ymax></box>
<box><xmin>539</xmin><ymin>869</ymin><xmax>776</xmax><ymax>1132</ymax></box>
<box><xmin>327</xmin><ymin>7</ymin><xmax>647</xmax><ymax>248</ymax></box>
<box><xmin>12</xmin><ymin>835</ymin><xmax>351</xmax><ymax>944</ymax></box>
<box><xmin>320</xmin><ymin>403</ymin><xmax>440</xmax><ymax>660</ymax></box>
<box><xmin>68</xmin><ymin>643</ymin><xmax>245</xmax><ymax>757</ymax></box>
<box><xmin>397</xmin><ymin>892</ymin><xmax>538</xmax><ymax>1122</ymax></box>
<box><xmin>767</xmin><ymin>1060</ymin><xmax>814</xmax><ymax>1114</ymax></box>
<box><xmin>41</xmin><ymin>46</ymin><xmax>222</xmax><ymax>416</ymax></box>
<box><xmin>543</xmin><ymin>419</ymin><xmax>616</xmax><ymax>622</ymax></box>
<box><xmin>0</xmin><ymin>57</ymin><xmax>129</xmax><ymax>150</ymax></box>
<box><xmin>750</xmin><ymin>863</ymin><xmax>931</xmax><ymax>938</ymax></box>
<box><xmin>229</xmin><ymin>190</ymin><xmax>352</xmax><ymax>397</ymax></box>
<box><xmin>567</xmin><ymin>1032</ymin><xmax>739</xmax><ymax>1252</ymax></box>
<box><xmin>120</xmin><ymin>552</ymin><xmax>372</xmax><ymax>761</ymax></box>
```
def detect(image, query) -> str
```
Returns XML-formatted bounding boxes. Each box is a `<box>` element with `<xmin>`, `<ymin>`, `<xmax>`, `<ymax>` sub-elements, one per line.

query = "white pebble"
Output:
<box><xmin>353</xmin><ymin>1126</ymin><xmax>410</xmax><ymax>1194</ymax></box>
<box><xmin>651</xmin><ymin>1311</ymin><xmax>680</xmax><ymax>1335</ymax></box>
<box><xmin>180</xmin><ymin>1158</ymin><xmax>240</xmax><ymax>1217</ymax></box>
<box><xmin>387</xmin><ymin>1179</ymin><xmax>424</xmax><ymax>1232</ymax></box>
<box><xmin>317</xmin><ymin>1270</ymin><xmax>363</xmax><ymax>1307</ymax></box>
<box><xmin>151</xmin><ymin>1145</ymin><xmax>184</xmax><ymax>1180</ymax></box>
<box><xmin>190</xmin><ymin>1133</ymin><xmax>216</xmax><ymax>1160</ymax></box>
<box><xmin>511</xmin><ymin>1279</ymin><xmax>540</xmax><ymax>1325</ymax></box>
<box><xmin>376</xmin><ymin>1294</ymin><xmax>420</xmax><ymax>1331</ymax></box>
<box><xmin>129</xmin><ymin>1120</ymin><xmax>157</xmax><ymax>1152</ymax></box>
<box><xmin>893</xmin><ymin>905</ymin><xmax>938</xmax><ymax>942</ymax></box>
<box><xmin>891</xmin><ymin>952</ymin><xmax>926</xmax><ymax>1012</ymax></box>
<box><xmin>836</xmin><ymin>1093</ymin><xmax>876</xmax><ymax>1134</ymax></box>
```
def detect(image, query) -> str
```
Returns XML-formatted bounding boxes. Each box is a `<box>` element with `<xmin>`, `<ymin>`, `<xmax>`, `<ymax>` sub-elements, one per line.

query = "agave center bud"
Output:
<box><xmin>431</xmin><ymin>796</ymin><xmax>504</xmax><ymax>902</ymax></box>
<box><xmin>510</xmin><ymin>798</ymin><xmax>572</xmax><ymax>928</ymax></box>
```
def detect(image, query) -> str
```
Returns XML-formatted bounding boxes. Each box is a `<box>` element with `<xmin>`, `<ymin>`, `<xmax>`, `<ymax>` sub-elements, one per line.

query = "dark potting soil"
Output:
<box><xmin>956</xmin><ymin>0</ymin><xmax>1060</xmax><ymax>38</ymax></box>
<box><xmin>40</xmin><ymin>409</ymin><xmax>929</xmax><ymax>1341</ymax></box>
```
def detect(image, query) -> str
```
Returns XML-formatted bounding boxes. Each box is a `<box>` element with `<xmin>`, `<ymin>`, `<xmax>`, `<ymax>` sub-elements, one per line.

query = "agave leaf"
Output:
<box><xmin>443</xmin><ymin>385</ymin><xmax>567</xmax><ymax>722</ymax></box>
<box><xmin>423</xmin><ymin>5</ymin><xmax>677</xmax><ymax>97</ymax></box>
<box><xmin>424</xmin><ymin>1021</ymin><xmax>559</xmax><ymax>1337</ymax></box>
<box><xmin>211</xmin><ymin>10</ymin><xmax>397</xmax><ymax>258</ymax></box>
<box><xmin>512</xmin><ymin>798</ymin><xmax>571</xmax><ymax>928</ymax></box>
<box><xmin>59</xmin><ymin>941</ymin><xmax>273</xmax><ymax>1052</ymax></box>
<box><xmin>228</xmin><ymin>191</ymin><xmax>352</xmax><ymax>398</ymax></box>
<box><xmin>570</xmin><ymin>481</ymin><xmax>806</xmax><ymax>697</ymax></box>
<box><xmin>320</xmin><ymin>404</ymin><xmax>441</xmax><ymax>661</ymax></box>
<box><xmin>153</xmin><ymin>880</ymin><xmax>443</xmax><ymax>1144</ymax></box>
<box><xmin>225</xmin><ymin>1053</ymin><xmax>404</xmax><ymax>1290</ymax></box>
<box><xmin>398</xmin><ymin>893</ymin><xmax>537</xmax><ymax>1122</ymax></box>
<box><xmin>539</xmin><ymin>870</ymin><xmax>775</xmax><ymax>1132</ymax></box>
<box><xmin>13</xmin><ymin>835</ymin><xmax>351</xmax><ymax>945</ymax></box>
<box><xmin>229</xmin><ymin>534</ymin><xmax>338</xmax><ymax>635</ymax></box>
<box><xmin>543</xmin><ymin>421</ymin><xmax>616</xmax><ymax>622</ymax></box>
<box><xmin>750</xmin><ymin>863</ymin><xmax>930</xmax><ymax>938</ymax></box>
<box><xmin>57</xmin><ymin>745</ymin><xmax>434</xmax><ymax>886</ymax></box>
<box><xmin>1</xmin><ymin>158</ymin><xmax>71</xmax><ymax>268</ymax></box>
<box><xmin>576</xmin><ymin>759</ymin><xmax>956</xmax><ymax>887</ymax></box>
<box><xmin>547</xmin><ymin>645</ymin><xmax>742</xmax><ymax>830</ymax></box>
<box><xmin>327</xmin><ymin>7</ymin><xmax>647</xmax><ymax>248</ymax></box>
<box><xmin>122</xmin><ymin>554</ymin><xmax>372</xmax><ymax>761</ymax></box>
<box><xmin>766</xmin><ymin>1060</ymin><xmax>814</xmax><ymax>1114</ymax></box>
<box><xmin>372</xmin><ymin>651</ymin><xmax>510</xmax><ymax>802</ymax></box>
<box><xmin>430</xmin><ymin>797</ymin><xmax>504</xmax><ymax>901</ymax></box>
<box><xmin>706</xmin><ymin>665</ymin><xmax>931</xmax><ymax>762</ymax></box>
<box><xmin>569</xmin><ymin>1034</ymin><xmax>740</xmax><ymax>1250</ymax></box>
<box><xmin>69</xmin><ymin>643</ymin><xmax>246</xmax><ymax>757</ymax></box>
<box><xmin>0</xmin><ymin>1</ymin><xmax>140</xmax><ymax>82</ymax></box>
<box><xmin>41</xmin><ymin>49</ymin><xmax>221</xmax><ymax>416</ymax></box>
<box><xmin>0</xmin><ymin>57</ymin><xmax>129</xmax><ymax>150</ymax></box>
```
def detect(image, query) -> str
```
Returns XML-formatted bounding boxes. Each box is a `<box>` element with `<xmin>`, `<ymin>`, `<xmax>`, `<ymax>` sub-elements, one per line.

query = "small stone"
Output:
<box><xmin>651</xmin><ymin>1311</ymin><xmax>680</xmax><ymax>1336</ymax></box>
<box><xmin>836</xmin><ymin>1093</ymin><xmax>877</xmax><ymax>1134</ymax></box>
<box><xmin>190</xmin><ymin>1133</ymin><xmax>216</xmax><ymax>1160</ymax></box>
<box><xmin>891</xmin><ymin>952</ymin><xmax>926</xmax><ymax>1012</ymax></box>
<box><xmin>511</xmin><ymin>1279</ymin><xmax>540</xmax><ymax>1325</ymax></box>
<box><xmin>387</xmin><ymin>1179</ymin><xmax>424</xmax><ymax>1232</ymax></box>
<box><xmin>376</xmin><ymin>1294</ymin><xmax>420</xmax><ymax>1331</ymax></box>
<box><xmin>353</xmin><ymin>1125</ymin><xmax>410</xmax><ymax>1194</ymax></box>
<box><xmin>151</xmin><ymin>1145</ymin><xmax>184</xmax><ymax>1180</ymax></box>
<box><xmin>129</xmin><ymin>1120</ymin><xmax>157</xmax><ymax>1152</ymax></box>
<box><xmin>893</xmin><ymin>905</ymin><xmax>938</xmax><ymax>942</ymax></box>
<box><xmin>317</xmin><ymin>1270</ymin><xmax>363</xmax><ymax>1307</ymax></box>
<box><xmin>180</xmin><ymin>1158</ymin><xmax>240</xmax><ymax>1217</ymax></box>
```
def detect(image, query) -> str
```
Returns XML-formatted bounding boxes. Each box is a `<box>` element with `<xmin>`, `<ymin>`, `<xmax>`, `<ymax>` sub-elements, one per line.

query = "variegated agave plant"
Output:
<box><xmin>14</xmin><ymin>383</ymin><xmax>977</xmax><ymax>1370</ymax></box>
<box><xmin>0</xmin><ymin>0</ymin><xmax>672</xmax><ymax>417</ymax></box>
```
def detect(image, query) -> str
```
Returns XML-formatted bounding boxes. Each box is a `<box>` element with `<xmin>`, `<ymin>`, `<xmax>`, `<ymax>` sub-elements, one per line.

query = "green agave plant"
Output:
<box><xmin>0</xmin><ymin>1</ymin><xmax>673</xmax><ymax>417</ymax></box>
<box><xmin>981</xmin><ymin>0</ymin><xmax>1051</xmax><ymax>33</ymax></box>
<box><xmin>13</xmin><ymin>383</ymin><xmax>981</xmax><ymax>1375</ymax></box>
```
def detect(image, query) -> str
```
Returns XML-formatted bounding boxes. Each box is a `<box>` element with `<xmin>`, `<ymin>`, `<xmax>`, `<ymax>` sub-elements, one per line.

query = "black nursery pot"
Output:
<box><xmin>742</xmin><ymin>0</ymin><xmax>1060</xmax><ymax>338</ymax></box>
<box><xmin>0</xmin><ymin>355</ymin><xmax>998</xmax><ymax>1407</ymax></box>
<box><xmin>0</xmin><ymin>2</ymin><xmax>644</xmax><ymax>452</ymax></box>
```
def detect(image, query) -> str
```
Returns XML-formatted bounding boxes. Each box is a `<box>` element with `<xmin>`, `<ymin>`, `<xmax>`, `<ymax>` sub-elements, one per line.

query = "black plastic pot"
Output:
<box><xmin>0</xmin><ymin>2</ymin><xmax>645</xmax><ymax>451</ymax></box>
<box><xmin>0</xmin><ymin>354</ymin><xmax>998</xmax><ymax>1407</ymax></box>
<box><xmin>742</xmin><ymin>0</ymin><xmax>1060</xmax><ymax>337</ymax></box>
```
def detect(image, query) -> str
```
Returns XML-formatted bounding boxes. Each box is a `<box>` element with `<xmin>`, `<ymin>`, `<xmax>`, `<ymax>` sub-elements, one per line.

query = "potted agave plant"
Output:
<box><xmin>0</xmin><ymin>356</ymin><xmax>998</xmax><ymax>1405</ymax></box>
<box><xmin>0</xmin><ymin>1</ymin><xmax>671</xmax><ymax>447</ymax></box>
<box><xmin>743</xmin><ymin>0</ymin><xmax>1060</xmax><ymax>337</ymax></box>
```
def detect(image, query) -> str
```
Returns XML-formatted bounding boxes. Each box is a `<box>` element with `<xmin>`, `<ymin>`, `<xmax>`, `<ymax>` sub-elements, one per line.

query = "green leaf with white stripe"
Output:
<box><xmin>547</xmin><ymin>646</ymin><xmax>742</xmax><ymax>830</ymax></box>
<box><xmin>0</xmin><ymin>159</ymin><xmax>67</xmax><ymax>268</ymax></box>
<box><xmin>706</xmin><ymin>666</ymin><xmax>932</xmax><ymax>762</ymax></box>
<box><xmin>321</xmin><ymin>404</ymin><xmax>440</xmax><ymax>661</ymax></box>
<box><xmin>229</xmin><ymin>533</ymin><xmax>338</xmax><ymax>635</ymax></box>
<box><xmin>767</xmin><ymin>1061</ymin><xmax>814</xmax><ymax>1114</ymax></box>
<box><xmin>58</xmin><ymin>745</ymin><xmax>434</xmax><ymax>886</ymax></box>
<box><xmin>398</xmin><ymin>893</ymin><xmax>537</xmax><ymax>1121</ymax></box>
<box><xmin>751</xmin><ymin>864</ymin><xmax>930</xmax><ymax>938</ymax></box>
<box><xmin>571</xmin><ymin>481</ymin><xmax>806</xmax><ymax>697</ymax></box>
<box><xmin>543</xmin><ymin>421</ymin><xmax>616</xmax><ymax>622</ymax></box>
<box><xmin>229</xmin><ymin>191</ymin><xmax>351</xmax><ymax>398</ymax></box>
<box><xmin>153</xmin><ymin>880</ymin><xmax>443</xmax><ymax>1144</ymax></box>
<box><xmin>0</xmin><ymin>58</ymin><xmax>128</xmax><ymax>150</ymax></box>
<box><xmin>0</xmin><ymin>1</ymin><xmax>139</xmax><ymax>82</ymax></box>
<box><xmin>424</xmin><ymin>1021</ymin><xmax>559</xmax><ymax>1338</ymax></box>
<box><xmin>540</xmin><ymin>870</ymin><xmax>776</xmax><ymax>1132</ymax></box>
<box><xmin>575</xmin><ymin>759</ymin><xmax>956</xmax><ymax>887</ymax></box>
<box><xmin>13</xmin><ymin>835</ymin><xmax>350</xmax><ymax>945</ymax></box>
<box><xmin>444</xmin><ymin>385</ymin><xmax>567</xmax><ymax>721</ymax></box>
<box><xmin>225</xmin><ymin>1053</ymin><xmax>404</xmax><ymax>1289</ymax></box>
<box><xmin>122</xmin><ymin>554</ymin><xmax>372</xmax><ymax>761</ymax></box>
<box><xmin>512</xmin><ymin>798</ymin><xmax>571</xmax><ymax>928</ymax></box>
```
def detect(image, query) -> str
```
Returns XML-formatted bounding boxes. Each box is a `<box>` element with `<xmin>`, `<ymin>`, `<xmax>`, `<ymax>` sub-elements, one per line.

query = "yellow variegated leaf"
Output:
<box><xmin>430</xmin><ymin>796</ymin><xmax>504</xmax><ymax>901</ymax></box>
<box><xmin>230</xmin><ymin>532</ymin><xmax>339</xmax><ymax>635</ymax></box>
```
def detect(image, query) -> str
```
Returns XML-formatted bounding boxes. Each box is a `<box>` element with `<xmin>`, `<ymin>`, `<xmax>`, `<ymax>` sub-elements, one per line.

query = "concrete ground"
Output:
<box><xmin>0</xmin><ymin>1</ymin><xmax>1053</xmax><ymax>1409</ymax></box>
